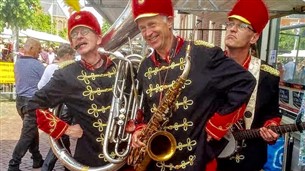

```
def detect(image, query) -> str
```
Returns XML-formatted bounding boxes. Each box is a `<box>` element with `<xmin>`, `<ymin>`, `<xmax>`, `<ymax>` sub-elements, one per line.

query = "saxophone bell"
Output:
<box><xmin>147</xmin><ymin>131</ymin><xmax>177</xmax><ymax>162</ymax></box>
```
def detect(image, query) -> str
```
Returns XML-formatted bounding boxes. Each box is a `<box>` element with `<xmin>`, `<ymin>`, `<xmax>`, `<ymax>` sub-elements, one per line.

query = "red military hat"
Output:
<box><xmin>131</xmin><ymin>0</ymin><xmax>174</xmax><ymax>21</ymax></box>
<box><xmin>228</xmin><ymin>0</ymin><xmax>269</xmax><ymax>34</ymax></box>
<box><xmin>67</xmin><ymin>11</ymin><xmax>101</xmax><ymax>41</ymax></box>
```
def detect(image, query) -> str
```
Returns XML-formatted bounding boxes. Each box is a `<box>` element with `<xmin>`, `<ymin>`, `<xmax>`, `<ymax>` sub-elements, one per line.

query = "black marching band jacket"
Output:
<box><xmin>27</xmin><ymin>56</ymin><xmax>118</xmax><ymax>167</ymax></box>
<box><xmin>217</xmin><ymin>55</ymin><xmax>281</xmax><ymax>171</ymax></box>
<box><xmin>136</xmin><ymin>37</ymin><xmax>256</xmax><ymax>170</ymax></box>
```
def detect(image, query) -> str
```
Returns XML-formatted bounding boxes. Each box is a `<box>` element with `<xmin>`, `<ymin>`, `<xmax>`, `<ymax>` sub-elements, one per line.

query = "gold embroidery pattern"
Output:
<box><xmin>58</xmin><ymin>60</ymin><xmax>75</xmax><ymax>69</ymax></box>
<box><xmin>176</xmin><ymin>138</ymin><xmax>197</xmax><ymax>151</ymax></box>
<box><xmin>145</xmin><ymin>81</ymin><xmax>175</xmax><ymax>97</ymax></box>
<box><xmin>40</xmin><ymin>110</ymin><xmax>58</xmax><ymax>133</ymax></box>
<box><xmin>150</xmin><ymin>103</ymin><xmax>158</xmax><ymax>113</ymax></box>
<box><xmin>98</xmin><ymin>151</ymin><xmax>116</xmax><ymax>162</ymax></box>
<box><xmin>146</xmin><ymin>79</ymin><xmax>191</xmax><ymax>97</ymax></box>
<box><xmin>261</xmin><ymin>64</ymin><xmax>280</xmax><ymax>77</ymax></box>
<box><xmin>208</xmin><ymin>107</ymin><xmax>243</xmax><ymax>133</ymax></box>
<box><xmin>165</xmin><ymin>118</ymin><xmax>193</xmax><ymax>131</ymax></box>
<box><xmin>83</xmin><ymin>85</ymin><xmax>113</xmax><ymax>101</ymax></box>
<box><xmin>96</xmin><ymin>133</ymin><xmax>117</xmax><ymax>162</ymax></box>
<box><xmin>230</xmin><ymin>153</ymin><xmax>245</xmax><ymax>163</ymax></box>
<box><xmin>93</xmin><ymin>119</ymin><xmax>107</xmax><ymax>132</ymax></box>
<box><xmin>88</xmin><ymin>104</ymin><xmax>111</xmax><ymax>117</ymax></box>
<box><xmin>96</xmin><ymin>133</ymin><xmax>105</xmax><ymax>146</ymax></box>
<box><xmin>194</xmin><ymin>40</ymin><xmax>214</xmax><ymax>48</ymax></box>
<box><xmin>175</xmin><ymin>96</ymin><xmax>193</xmax><ymax>110</ymax></box>
<box><xmin>181</xmin><ymin>79</ymin><xmax>192</xmax><ymax>89</ymax></box>
<box><xmin>77</xmin><ymin>68</ymin><xmax>116</xmax><ymax>84</ymax></box>
<box><xmin>144</xmin><ymin>59</ymin><xmax>185</xmax><ymax>79</ymax></box>
<box><xmin>156</xmin><ymin>155</ymin><xmax>196</xmax><ymax>170</ymax></box>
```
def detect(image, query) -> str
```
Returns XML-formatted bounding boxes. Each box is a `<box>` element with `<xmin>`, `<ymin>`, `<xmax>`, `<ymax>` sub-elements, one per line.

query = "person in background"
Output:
<box><xmin>47</xmin><ymin>47</ymin><xmax>56</xmax><ymax>64</ymax></box>
<box><xmin>8</xmin><ymin>38</ymin><xmax>45</xmax><ymax>171</ymax></box>
<box><xmin>283</xmin><ymin>57</ymin><xmax>295</xmax><ymax>82</ymax></box>
<box><xmin>38</xmin><ymin>44</ymin><xmax>75</xmax><ymax>171</ymax></box>
<box><xmin>277</xmin><ymin>62</ymin><xmax>284</xmax><ymax>82</ymax></box>
<box><xmin>128</xmin><ymin>0</ymin><xmax>256</xmax><ymax>170</ymax></box>
<box><xmin>38</xmin><ymin>44</ymin><xmax>75</xmax><ymax>89</ymax></box>
<box><xmin>39</xmin><ymin>48</ymin><xmax>49</xmax><ymax>66</ymax></box>
<box><xmin>216</xmin><ymin>0</ymin><xmax>282</xmax><ymax>171</ymax></box>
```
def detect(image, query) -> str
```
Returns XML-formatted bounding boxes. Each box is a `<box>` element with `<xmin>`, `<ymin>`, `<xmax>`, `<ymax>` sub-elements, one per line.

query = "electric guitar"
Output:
<box><xmin>218</xmin><ymin>122</ymin><xmax>305</xmax><ymax>158</ymax></box>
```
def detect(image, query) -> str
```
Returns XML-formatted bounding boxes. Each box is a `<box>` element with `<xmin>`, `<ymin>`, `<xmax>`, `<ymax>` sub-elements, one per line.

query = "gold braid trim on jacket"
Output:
<box><xmin>261</xmin><ymin>64</ymin><xmax>279</xmax><ymax>77</ymax></box>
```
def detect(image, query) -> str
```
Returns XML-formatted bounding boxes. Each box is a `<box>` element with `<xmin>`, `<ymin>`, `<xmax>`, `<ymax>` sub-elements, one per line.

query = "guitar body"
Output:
<box><xmin>218</xmin><ymin>132</ymin><xmax>238</xmax><ymax>158</ymax></box>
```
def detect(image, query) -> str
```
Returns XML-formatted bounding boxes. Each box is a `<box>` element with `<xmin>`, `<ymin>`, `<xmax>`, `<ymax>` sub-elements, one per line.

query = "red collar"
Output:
<box><xmin>242</xmin><ymin>54</ymin><xmax>251</xmax><ymax>70</ymax></box>
<box><xmin>224</xmin><ymin>51</ymin><xmax>251</xmax><ymax>70</ymax></box>
<box><xmin>80</xmin><ymin>54</ymin><xmax>112</xmax><ymax>71</ymax></box>
<box><xmin>150</xmin><ymin>36</ymin><xmax>184</xmax><ymax>67</ymax></box>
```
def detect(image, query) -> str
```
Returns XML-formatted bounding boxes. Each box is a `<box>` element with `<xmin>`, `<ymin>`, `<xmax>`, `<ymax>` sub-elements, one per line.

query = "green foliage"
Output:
<box><xmin>0</xmin><ymin>0</ymin><xmax>40</xmax><ymax>32</ymax></box>
<box><xmin>279</xmin><ymin>28</ymin><xmax>305</xmax><ymax>52</ymax></box>
<box><xmin>279</xmin><ymin>30</ymin><xmax>295</xmax><ymax>51</ymax></box>
<box><xmin>59</xmin><ymin>28</ymin><xmax>68</xmax><ymax>41</ymax></box>
<box><xmin>101</xmin><ymin>20</ymin><xmax>111</xmax><ymax>34</ymax></box>
<box><xmin>31</xmin><ymin>7</ymin><xmax>55</xmax><ymax>33</ymax></box>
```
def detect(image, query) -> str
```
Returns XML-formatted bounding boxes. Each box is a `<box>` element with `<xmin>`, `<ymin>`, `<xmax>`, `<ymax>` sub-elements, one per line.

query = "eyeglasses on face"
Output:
<box><xmin>70</xmin><ymin>27</ymin><xmax>92</xmax><ymax>39</ymax></box>
<box><xmin>225</xmin><ymin>21</ymin><xmax>256</xmax><ymax>32</ymax></box>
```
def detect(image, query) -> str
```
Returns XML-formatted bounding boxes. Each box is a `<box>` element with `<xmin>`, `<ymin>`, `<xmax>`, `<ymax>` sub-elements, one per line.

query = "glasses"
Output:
<box><xmin>70</xmin><ymin>27</ymin><xmax>92</xmax><ymax>39</ymax></box>
<box><xmin>225</xmin><ymin>21</ymin><xmax>255</xmax><ymax>32</ymax></box>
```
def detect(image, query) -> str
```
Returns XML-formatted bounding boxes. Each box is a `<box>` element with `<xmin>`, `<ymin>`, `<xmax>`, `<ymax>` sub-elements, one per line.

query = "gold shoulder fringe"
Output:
<box><xmin>194</xmin><ymin>40</ymin><xmax>214</xmax><ymax>48</ymax></box>
<box><xmin>58</xmin><ymin>60</ymin><xmax>75</xmax><ymax>69</ymax></box>
<box><xmin>260</xmin><ymin>64</ymin><xmax>279</xmax><ymax>77</ymax></box>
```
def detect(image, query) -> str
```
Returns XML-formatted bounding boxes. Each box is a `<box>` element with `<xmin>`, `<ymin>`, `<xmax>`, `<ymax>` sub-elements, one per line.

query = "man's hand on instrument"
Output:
<box><xmin>259</xmin><ymin>126</ymin><xmax>279</xmax><ymax>142</ymax></box>
<box><xmin>65</xmin><ymin>124</ymin><xmax>83</xmax><ymax>138</ymax></box>
<box><xmin>131</xmin><ymin>129</ymin><xmax>145</xmax><ymax>148</ymax></box>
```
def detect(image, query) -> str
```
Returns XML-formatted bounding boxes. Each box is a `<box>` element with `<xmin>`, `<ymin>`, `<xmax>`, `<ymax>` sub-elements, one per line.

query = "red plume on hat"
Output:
<box><xmin>67</xmin><ymin>11</ymin><xmax>101</xmax><ymax>41</ymax></box>
<box><xmin>132</xmin><ymin>0</ymin><xmax>174</xmax><ymax>21</ymax></box>
<box><xmin>228</xmin><ymin>0</ymin><xmax>269</xmax><ymax>34</ymax></box>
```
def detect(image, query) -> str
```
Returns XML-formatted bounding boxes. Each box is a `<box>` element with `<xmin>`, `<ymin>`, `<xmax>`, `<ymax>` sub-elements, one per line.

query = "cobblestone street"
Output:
<box><xmin>0</xmin><ymin>101</ymin><xmax>66</xmax><ymax>171</ymax></box>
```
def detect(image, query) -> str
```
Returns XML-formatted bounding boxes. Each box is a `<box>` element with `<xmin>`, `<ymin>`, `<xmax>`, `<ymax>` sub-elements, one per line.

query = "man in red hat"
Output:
<box><xmin>129</xmin><ymin>0</ymin><xmax>256</xmax><ymax>170</ymax></box>
<box><xmin>10</xmin><ymin>10</ymin><xmax>129</xmax><ymax>170</ymax></box>
<box><xmin>216</xmin><ymin>0</ymin><xmax>281</xmax><ymax>171</ymax></box>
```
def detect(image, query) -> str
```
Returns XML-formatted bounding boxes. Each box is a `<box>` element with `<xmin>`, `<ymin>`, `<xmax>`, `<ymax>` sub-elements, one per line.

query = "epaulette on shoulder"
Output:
<box><xmin>194</xmin><ymin>40</ymin><xmax>214</xmax><ymax>48</ymax></box>
<box><xmin>58</xmin><ymin>60</ymin><xmax>75</xmax><ymax>69</ymax></box>
<box><xmin>260</xmin><ymin>64</ymin><xmax>279</xmax><ymax>77</ymax></box>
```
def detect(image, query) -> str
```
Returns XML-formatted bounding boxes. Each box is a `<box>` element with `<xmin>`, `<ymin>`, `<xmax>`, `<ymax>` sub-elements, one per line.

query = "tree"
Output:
<box><xmin>0</xmin><ymin>0</ymin><xmax>40</xmax><ymax>32</ymax></box>
<box><xmin>31</xmin><ymin>7</ymin><xmax>55</xmax><ymax>34</ymax></box>
<box><xmin>0</xmin><ymin>0</ymin><xmax>40</xmax><ymax>50</ymax></box>
<box><xmin>279</xmin><ymin>30</ymin><xmax>295</xmax><ymax>52</ymax></box>
<box><xmin>102</xmin><ymin>20</ymin><xmax>111</xmax><ymax>34</ymax></box>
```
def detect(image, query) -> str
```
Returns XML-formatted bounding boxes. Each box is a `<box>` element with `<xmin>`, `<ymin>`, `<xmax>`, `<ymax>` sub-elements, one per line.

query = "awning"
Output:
<box><xmin>20</xmin><ymin>29</ymin><xmax>69</xmax><ymax>44</ymax></box>
<box><xmin>1</xmin><ymin>28</ymin><xmax>69</xmax><ymax>44</ymax></box>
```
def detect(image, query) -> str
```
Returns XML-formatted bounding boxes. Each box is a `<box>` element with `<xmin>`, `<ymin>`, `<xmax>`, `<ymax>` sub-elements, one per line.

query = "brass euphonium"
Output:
<box><xmin>127</xmin><ymin>37</ymin><xmax>192</xmax><ymax>171</ymax></box>
<box><xmin>98</xmin><ymin>48</ymin><xmax>143</xmax><ymax>163</ymax></box>
<box><xmin>50</xmin><ymin>49</ymin><xmax>143</xmax><ymax>171</ymax></box>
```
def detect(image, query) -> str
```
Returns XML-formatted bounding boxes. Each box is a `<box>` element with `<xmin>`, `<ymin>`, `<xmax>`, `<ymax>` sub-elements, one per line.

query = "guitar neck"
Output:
<box><xmin>232</xmin><ymin>122</ymin><xmax>305</xmax><ymax>141</ymax></box>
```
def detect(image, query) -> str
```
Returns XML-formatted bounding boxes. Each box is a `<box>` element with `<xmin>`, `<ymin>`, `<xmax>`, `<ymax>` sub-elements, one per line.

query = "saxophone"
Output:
<box><xmin>127</xmin><ymin>38</ymin><xmax>192</xmax><ymax>171</ymax></box>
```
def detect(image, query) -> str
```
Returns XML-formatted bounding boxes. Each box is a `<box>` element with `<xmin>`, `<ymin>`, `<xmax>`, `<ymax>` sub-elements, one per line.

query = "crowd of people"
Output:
<box><xmin>7</xmin><ymin>0</ymin><xmax>284</xmax><ymax>171</ymax></box>
<box><xmin>0</xmin><ymin>42</ymin><xmax>14</xmax><ymax>62</ymax></box>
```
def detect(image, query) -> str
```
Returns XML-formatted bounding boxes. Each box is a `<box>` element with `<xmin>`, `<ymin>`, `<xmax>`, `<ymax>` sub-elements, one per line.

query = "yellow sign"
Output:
<box><xmin>0</xmin><ymin>62</ymin><xmax>15</xmax><ymax>83</ymax></box>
